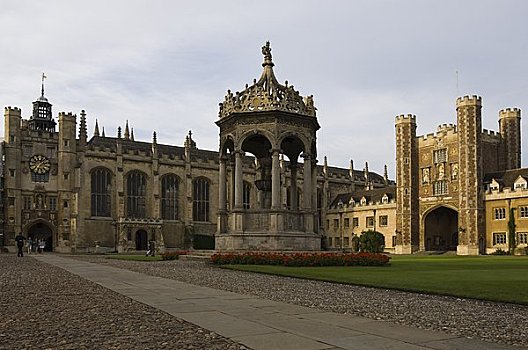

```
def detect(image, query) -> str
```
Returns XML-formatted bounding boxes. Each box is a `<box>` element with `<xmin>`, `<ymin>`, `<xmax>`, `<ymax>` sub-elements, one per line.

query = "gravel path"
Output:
<box><xmin>75</xmin><ymin>255</ymin><xmax>528</xmax><ymax>348</ymax></box>
<box><xmin>0</xmin><ymin>254</ymin><xmax>246</xmax><ymax>350</ymax></box>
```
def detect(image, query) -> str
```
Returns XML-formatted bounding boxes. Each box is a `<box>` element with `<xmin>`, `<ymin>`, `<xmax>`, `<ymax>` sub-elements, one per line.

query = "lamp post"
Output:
<box><xmin>337</xmin><ymin>199</ymin><xmax>344</xmax><ymax>252</ymax></box>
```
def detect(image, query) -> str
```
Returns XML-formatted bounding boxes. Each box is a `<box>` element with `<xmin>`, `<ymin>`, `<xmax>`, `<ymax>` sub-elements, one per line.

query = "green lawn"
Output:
<box><xmin>224</xmin><ymin>255</ymin><xmax>528</xmax><ymax>305</ymax></box>
<box><xmin>106</xmin><ymin>255</ymin><xmax>163</xmax><ymax>262</ymax></box>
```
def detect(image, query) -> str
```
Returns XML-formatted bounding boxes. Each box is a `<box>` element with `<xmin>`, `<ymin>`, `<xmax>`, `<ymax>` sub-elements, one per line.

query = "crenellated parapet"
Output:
<box><xmin>456</xmin><ymin>95</ymin><xmax>482</xmax><ymax>107</ymax></box>
<box><xmin>499</xmin><ymin>107</ymin><xmax>521</xmax><ymax>119</ymax></box>
<box><xmin>395</xmin><ymin>114</ymin><xmax>416</xmax><ymax>124</ymax></box>
<box><xmin>4</xmin><ymin>106</ymin><xmax>21</xmax><ymax>114</ymax></box>
<box><xmin>218</xmin><ymin>42</ymin><xmax>316</xmax><ymax>119</ymax></box>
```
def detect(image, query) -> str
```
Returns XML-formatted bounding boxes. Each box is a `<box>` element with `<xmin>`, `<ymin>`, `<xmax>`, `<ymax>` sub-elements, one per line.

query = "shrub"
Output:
<box><xmin>359</xmin><ymin>230</ymin><xmax>385</xmax><ymax>253</ymax></box>
<box><xmin>490</xmin><ymin>248</ymin><xmax>509</xmax><ymax>255</ymax></box>
<box><xmin>210</xmin><ymin>252</ymin><xmax>390</xmax><ymax>267</ymax></box>
<box><xmin>161</xmin><ymin>252</ymin><xmax>180</xmax><ymax>260</ymax></box>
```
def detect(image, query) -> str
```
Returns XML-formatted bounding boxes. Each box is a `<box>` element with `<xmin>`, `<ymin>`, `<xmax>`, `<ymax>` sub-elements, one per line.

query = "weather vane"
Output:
<box><xmin>41</xmin><ymin>72</ymin><xmax>47</xmax><ymax>97</ymax></box>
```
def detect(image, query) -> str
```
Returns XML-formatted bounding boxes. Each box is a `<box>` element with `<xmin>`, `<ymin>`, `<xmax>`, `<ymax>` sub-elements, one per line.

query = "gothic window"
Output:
<box><xmin>161</xmin><ymin>175</ymin><xmax>179</xmax><ymax>220</ymax></box>
<box><xmin>433</xmin><ymin>149</ymin><xmax>447</xmax><ymax>163</ymax></box>
<box><xmin>127</xmin><ymin>171</ymin><xmax>146</xmax><ymax>218</ymax></box>
<box><xmin>91</xmin><ymin>168</ymin><xmax>112</xmax><ymax>217</ymax></box>
<box><xmin>193</xmin><ymin>177</ymin><xmax>210</xmax><ymax>222</ymax></box>
<box><xmin>433</xmin><ymin>181</ymin><xmax>448</xmax><ymax>195</ymax></box>
<box><xmin>243</xmin><ymin>181</ymin><xmax>251</xmax><ymax>210</ymax></box>
<box><xmin>493</xmin><ymin>208</ymin><xmax>506</xmax><ymax>220</ymax></box>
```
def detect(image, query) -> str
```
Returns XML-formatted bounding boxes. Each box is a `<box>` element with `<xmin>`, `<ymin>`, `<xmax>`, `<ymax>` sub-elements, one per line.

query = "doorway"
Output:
<box><xmin>27</xmin><ymin>222</ymin><xmax>53</xmax><ymax>252</ymax></box>
<box><xmin>424</xmin><ymin>206</ymin><xmax>458</xmax><ymax>251</ymax></box>
<box><xmin>135</xmin><ymin>229</ymin><xmax>148</xmax><ymax>250</ymax></box>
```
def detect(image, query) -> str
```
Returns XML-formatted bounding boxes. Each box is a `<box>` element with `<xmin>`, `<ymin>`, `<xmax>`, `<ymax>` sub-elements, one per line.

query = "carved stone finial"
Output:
<box><xmin>124</xmin><ymin>120</ymin><xmax>130</xmax><ymax>140</ymax></box>
<box><xmin>101</xmin><ymin>126</ymin><xmax>105</xmax><ymax>137</ymax></box>
<box><xmin>262</xmin><ymin>41</ymin><xmax>273</xmax><ymax>66</ymax></box>
<box><xmin>94</xmin><ymin>119</ymin><xmax>100</xmax><ymax>137</ymax></box>
<box><xmin>117</xmin><ymin>126</ymin><xmax>122</xmax><ymax>139</ymax></box>
<box><xmin>184</xmin><ymin>130</ymin><xmax>196</xmax><ymax>149</ymax></box>
<box><xmin>130</xmin><ymin>128</ymin><xmax>134</xmax><ymax>141</ymax></box>
<box><xmin>152</xmin><ymin>131</ymin><xmax>157</xmax><ymax>145</ymax></box>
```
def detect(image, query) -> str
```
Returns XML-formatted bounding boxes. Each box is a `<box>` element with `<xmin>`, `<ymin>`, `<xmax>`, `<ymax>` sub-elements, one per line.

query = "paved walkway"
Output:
<box><xmin>34</xmin><ymin>255</ymin><xmax>517</xmax><ymax>350</ymax></box>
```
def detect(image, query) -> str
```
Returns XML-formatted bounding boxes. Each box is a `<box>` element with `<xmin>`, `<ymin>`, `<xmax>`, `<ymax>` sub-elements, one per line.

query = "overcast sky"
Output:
<box><xmin>1</xmin><ymin>0</ymin><xmax>527</xmax><ymax>178</ymax></box>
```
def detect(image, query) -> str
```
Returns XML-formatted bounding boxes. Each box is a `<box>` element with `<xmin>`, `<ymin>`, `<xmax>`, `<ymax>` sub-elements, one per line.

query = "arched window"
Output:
<box><xmin>161</xmin><ymin>175</ymin><xmax>179</xmax><ymax>220</ymax></box>
<box><xmin>91</xmin><ymin>168</ymin><xmax>112</xmax><ymax>217</ymax></box>
<box><xmin>243</xmin><ymin>181</ymin><xmax>251</xmax><ymax>210</ymax></box>
<box><xmin>193</xmin><ymin>178</ymin><xmax>209</xmax><ymax>222</ymax></box>
<box><xmin>127</xmin><ymin>171</ymin><xmax>147</xmax><ymax>218</ymax></box>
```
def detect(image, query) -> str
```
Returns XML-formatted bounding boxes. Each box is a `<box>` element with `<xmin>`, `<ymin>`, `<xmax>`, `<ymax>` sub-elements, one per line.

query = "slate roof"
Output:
<box><xmin>483</xmin><ymin>168</ymin><xmax>528</xmax><ymax>189</ymax></box>
<box><xmin>329</xmin><ymin>185</ymin><xmax>396</xmax><ymax>209</ymax></box>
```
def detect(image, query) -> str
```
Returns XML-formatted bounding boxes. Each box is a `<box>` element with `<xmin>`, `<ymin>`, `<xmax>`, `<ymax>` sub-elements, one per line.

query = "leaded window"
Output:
<box><xmin>31</xmin><ymin>172</ymin><xmax>49</xmax><ymax>182</ymax></box>
<box><xmin>494</xmin><ymin>208</ymin><xmax>506</xmax><ymax>220</ymax></box>
<box><xmin>161</xmin><ymin>175</ymin><xmax>179</xmax><ymax>220</ymax></box>
<box><xmin>493</xmin><ymin>232</ymin><xmax>507</xmax><ymax>245</ymax></box>
<box><xmin>127</xmin><ymin>171</ymin><xmax>146</xmax><ymax>218</ymax></box>
<box><xmin>433</xmin><ymin>181</ymin><xmax>448</xmax><ymax>195</ymax></box>
<box><xmin>193</xmin><ymin>178</ymin><xmax>209</xmax><ymax>222</ymax></box>
<box><xmin>518</xmin><ymin>232</ymin><xmax>528</xmax><ymax>244</ymax></box>
<box><xmin>91</xmin><ymin>168</ymin><xmax>112</xmax><ymax>217</ymax></box>
<box><xmin>519</xmin><ymin>206</ymin><xmax>528</xmax><ymax>218</ymax></box>
<box><xmin>433</xmin><ymin>148</ymin><xmax>447</xmax><ymax>163</ymax></box>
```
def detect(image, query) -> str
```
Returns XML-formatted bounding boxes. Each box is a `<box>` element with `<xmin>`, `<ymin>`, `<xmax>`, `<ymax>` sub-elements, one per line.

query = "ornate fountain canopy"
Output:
<box><xmin>218</xmin><ymin>42</ymin><xmax>316</xmax><ymax>119</ymax></box>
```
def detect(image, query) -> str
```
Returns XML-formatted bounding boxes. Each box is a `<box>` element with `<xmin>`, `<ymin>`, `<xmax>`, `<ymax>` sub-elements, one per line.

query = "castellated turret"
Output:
<box><xmin>499</xmin><ymin>107</ymin><xmax>521</xmax><ymax>170</ymax></box>
<box><xmin>4</xmin><ymin>107</ymin><xmax>22</xmax><ymax>144</ymax></box>
<box><xmin>456</xmin><ymin>95</ymin><xmax>484</xmax><ymax>255</ymax></box>
<box><xmin>395</xmin><ymin>114</ymin><xmax>419</xmax><ymax>254</ymax></box>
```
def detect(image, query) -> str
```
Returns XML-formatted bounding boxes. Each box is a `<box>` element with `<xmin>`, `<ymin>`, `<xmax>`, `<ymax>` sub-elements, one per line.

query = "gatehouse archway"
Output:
<box><xmin>27</xmin><ymin>221</ymin><xmax>54</xmax><ymax>252</ymax></box>
<box><xmin>135</xmin><ymin>229</ymin><xmax>148</xmax><ymax>250</ymax></box>
<box><xmin>424</xmin><ymin>206</ymin><xmax>458</xmax><ymax>251</ymax></box>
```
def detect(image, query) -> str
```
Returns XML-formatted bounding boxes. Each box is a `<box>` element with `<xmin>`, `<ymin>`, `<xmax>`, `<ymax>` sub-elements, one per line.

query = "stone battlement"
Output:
<box><xmin>456</xmin><ymin>95</ymin><xmax>482</xmax><ymax>107</ymax></box>
<box><xmin>4</xmin><ymin>106</ymin><xmax>21</xmax><ymax>114</ymax></box>
<box><xmin>499</xmin><ymin>107</ymin><xmax>521</xmax><ymax>118</ymax></box>
<box><xmin>58</xmin><ymin>112</ymin><xmax>76</xmax><ymax>119</ymax></box>
<box><xmin>395</xmin><ymin>114</ymin><xmax>416</xmax><ymax>123</ymax></box>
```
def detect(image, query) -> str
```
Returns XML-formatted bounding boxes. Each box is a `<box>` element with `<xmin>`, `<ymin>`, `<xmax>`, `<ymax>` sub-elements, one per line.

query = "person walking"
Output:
<box><xmin>27</xmin><ymin>237</ymin><xmax>33</xmax><ymax>254</ymax></box>
<box><xmin>15</xmin><ymin>233</ymin><xmax>26</xmax><ymax>257</ymax></box>
<box><xmin>38</xmin><ymin>239</ymin><xmax>45</xmax><ymax>253</ymax></box>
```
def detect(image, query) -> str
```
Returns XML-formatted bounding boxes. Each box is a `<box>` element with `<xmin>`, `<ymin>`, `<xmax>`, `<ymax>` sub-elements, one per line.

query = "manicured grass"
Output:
<box><xmin>106</xmin><ymin>255</ymin><xmax>162</xmax><ymax>262</ymax></box>
<box><xmin>224</xmin><ymin>255</ymin><xmax>528</xmax><ymax>305</ymax></box>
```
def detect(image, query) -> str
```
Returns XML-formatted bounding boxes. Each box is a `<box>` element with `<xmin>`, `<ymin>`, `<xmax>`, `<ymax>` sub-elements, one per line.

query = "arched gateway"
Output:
<box><xmin>27</xmin><ymin>221</ymin><xmax>54</xmax><ymax>252</ymax></box>
<box><xmin>215</xmin><ymin>42</ymin><xmax>320</xmax><ymax>251</ymax></box>
<box><xmin>424</xmin><ymin>206</ymin><xmax>458</xmax><ymax>251</ymax></box>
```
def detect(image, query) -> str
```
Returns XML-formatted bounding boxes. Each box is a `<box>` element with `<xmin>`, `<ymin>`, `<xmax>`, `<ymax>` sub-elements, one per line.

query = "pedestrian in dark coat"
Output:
<box><xmin>15</xmin><ymin>233</ymin><xmax>26</xmax><ymax>257</ymax></box>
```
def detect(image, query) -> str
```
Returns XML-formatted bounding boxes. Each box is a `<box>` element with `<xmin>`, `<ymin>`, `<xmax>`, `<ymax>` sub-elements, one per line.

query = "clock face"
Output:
<box><xmin>29</xmin><ymin>155</ymin><xmax>51</xmax><ymax>174</ymax></box>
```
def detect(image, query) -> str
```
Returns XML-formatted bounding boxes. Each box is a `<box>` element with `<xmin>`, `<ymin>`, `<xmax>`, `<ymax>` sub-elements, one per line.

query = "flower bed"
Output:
<box><xmin>211</xmin><ymin>252</ymin><xmax>390</xmax><ymax>267</ymax></box>
<box><xmin>161</xmin><ymin>252</ymin><xmax>180</xmax><ymax>260</ymax></box>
